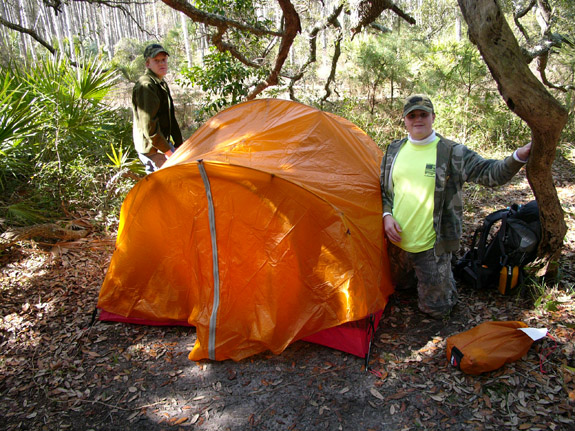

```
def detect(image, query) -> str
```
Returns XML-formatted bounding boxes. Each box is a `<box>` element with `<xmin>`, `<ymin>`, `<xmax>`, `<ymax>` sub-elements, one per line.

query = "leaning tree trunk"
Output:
<box><xmin>458</xmin><ymin>0</ymin><xmax>568</xmax><ymax>278</ymax></box>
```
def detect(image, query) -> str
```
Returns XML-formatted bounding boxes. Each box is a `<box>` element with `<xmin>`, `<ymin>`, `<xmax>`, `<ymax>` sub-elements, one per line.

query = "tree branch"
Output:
<box><xmin>0</xmin><ymin>17</ymin><xmax>56</xmax><ymax>55</ymax></box>
<box><xmin>351</xmin><ymin>0</ymin><xmax>415</xmax><ymax>36</ymax></box>
<box><xmin>161</xmin><ymin>0</ymin><xmax>289</xmax><ymax>87</ymax></box>
<box><xmin>512</xmin><ymin>0</ymin><xmax>574</xmax><ymax>92</ymax></box>
<box><xmin>321</xmin><ymin>20</ymin><xmax>343</xmax><ymax>106</ymax></box>
<box><xmin>513</xmin><ymin>0</ymin><xmax>536</xmax><ymax>42</ymax></box>
<box><xmin>247</xmin><ymin>0</ymin><xmax>301</xmax><ymax>99</ymax></box>
<box><xmin>536</xmin><ymin>50</ymin><xmax>575</xmax><ymax>93</ymax></box>
<box><xmin>211</xmin><ymin>26</ymin><xmax>262</xmax><ymax>68</ymax></box>
<box><xmin>161</xmin><ymin>0</ymin><xmax>282</xmax><ymax>37</ymax></box>
<box><xmin>287</xmin><ymin>4</ymin><xmax>344</xmax><ymax>100</ymax></box>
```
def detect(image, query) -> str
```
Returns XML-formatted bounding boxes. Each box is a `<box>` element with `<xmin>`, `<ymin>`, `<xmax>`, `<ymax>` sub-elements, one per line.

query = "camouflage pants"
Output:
<box><xmin>388</xmin><ymin>243</ymin><xmax>458</xmax><ymax>318</ymax></box>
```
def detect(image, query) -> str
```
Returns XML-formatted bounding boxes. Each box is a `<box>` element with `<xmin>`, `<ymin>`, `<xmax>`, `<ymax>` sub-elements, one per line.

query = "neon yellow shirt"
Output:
<box><xmin>391</xmin><ymin>138</ymin><xmax>438</xmax><ymax>252</ymax></box>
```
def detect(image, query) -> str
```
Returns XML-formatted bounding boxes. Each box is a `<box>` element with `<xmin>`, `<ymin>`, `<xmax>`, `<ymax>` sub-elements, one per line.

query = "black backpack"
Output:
<box><xmin>455</xmin><ymin>200</ymin><xmax>541</xmax><ymax>295</ymax></box>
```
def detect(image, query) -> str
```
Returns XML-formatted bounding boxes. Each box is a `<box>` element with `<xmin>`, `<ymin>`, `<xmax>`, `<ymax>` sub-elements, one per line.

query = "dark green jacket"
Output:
<box><xmin>380</xmin><ymin>134</ymin><xmax>525</xmax><ymax>255</ymax></box>
<box><xmin>132</xmin><ymin>69</ymin><xmax>183</xmax><ymax>154</ymax></box>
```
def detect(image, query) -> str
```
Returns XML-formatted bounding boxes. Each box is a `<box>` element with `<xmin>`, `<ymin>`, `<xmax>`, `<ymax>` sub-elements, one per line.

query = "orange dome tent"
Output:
<box><xmin>98</xmin><ymin>99</ymin><xmax>394</xmax><ymax>361</ymax></box>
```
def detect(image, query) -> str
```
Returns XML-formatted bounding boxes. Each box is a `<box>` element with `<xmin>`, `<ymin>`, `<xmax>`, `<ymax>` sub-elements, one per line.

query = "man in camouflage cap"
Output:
<box><xmin>380</xmin><ymin>94</ymin><xmax>532</xmax><ymax>318</ymax></box>
<box><xmin>132</xmin><ymin>43</ymin><xmax>183</xmax><ymax>174</ymax></box>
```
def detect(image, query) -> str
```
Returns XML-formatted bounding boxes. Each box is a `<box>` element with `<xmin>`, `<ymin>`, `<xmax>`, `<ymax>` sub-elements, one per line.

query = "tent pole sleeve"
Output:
<box><xmin>198</xmin><ymin>160</ymin><xmax>220</xmax><ymax>361</ymax></box>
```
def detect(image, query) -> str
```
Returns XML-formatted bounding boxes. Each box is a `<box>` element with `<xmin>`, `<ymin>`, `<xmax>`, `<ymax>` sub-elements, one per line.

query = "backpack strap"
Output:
<box><xmin>476</xmin><ymin>208</ymin><xmax>508</xmax><ymax>262</ymax></box>
<box><xmin>496</xmin><ymin>204</ymin><xmax>521</xmax><ymax>266</ymax></box>
<box><xmin>497</xmin><ymin>210</ymin><xmax>511</xmax><ymax>266</ymax></box>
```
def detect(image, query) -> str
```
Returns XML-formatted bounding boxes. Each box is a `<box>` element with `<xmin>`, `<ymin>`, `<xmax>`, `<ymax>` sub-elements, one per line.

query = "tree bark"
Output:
<box><xmin>457</xmin><ymin>0</ymin><xmax>568</xmax><ymax>277</ymax></box>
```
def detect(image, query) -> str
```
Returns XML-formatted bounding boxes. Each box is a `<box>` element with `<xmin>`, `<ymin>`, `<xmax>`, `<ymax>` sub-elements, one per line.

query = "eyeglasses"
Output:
<box><xmin>406</xmin><ymin>112</ymin><xmax>431</xmax><ymax>120</ymax></box>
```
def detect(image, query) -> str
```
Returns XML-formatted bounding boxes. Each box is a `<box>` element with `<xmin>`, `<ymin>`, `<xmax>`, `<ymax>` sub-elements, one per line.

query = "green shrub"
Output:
<box><xmin>0</xmin><ymin>55</ymin><xmax>136</xmax><ymax>229</ymax></box>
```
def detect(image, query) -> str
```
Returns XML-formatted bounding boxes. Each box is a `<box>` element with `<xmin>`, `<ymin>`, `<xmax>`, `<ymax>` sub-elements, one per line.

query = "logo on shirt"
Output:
<box><xmin>425</xmin><ymin>164</ymin><xmax>436</xmax><ymax>177</ymax></box>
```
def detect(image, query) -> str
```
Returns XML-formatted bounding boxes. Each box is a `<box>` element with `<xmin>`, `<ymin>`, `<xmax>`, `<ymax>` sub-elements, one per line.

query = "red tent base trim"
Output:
<box><xmin>98</xmin><ymin>309</ymin><xmax>383</xmax><ymax>365</ymax></box>
<box><xmin>98</xmin><ymin>310</ymin><xmax>193</xmax><ymax>327</ymax></box>
<box><xmin>301</xmin><ymin>310</ymin><xmax>383</xmax><ymax>367</ymax></box>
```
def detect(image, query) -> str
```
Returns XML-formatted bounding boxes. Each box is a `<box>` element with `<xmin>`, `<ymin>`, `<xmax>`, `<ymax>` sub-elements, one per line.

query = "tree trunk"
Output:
<box><xmin>38</xmin><ymin>3</ymin><xmax>53</xmax><ymax>47</ymax></box>
<box><xmin>100</xmin><ymin>7</ymin><xmax>113</xmax><ymax>60</ymax></box>
<box><xmin>63</xmin><ymin>6</ymin><xmax>76</xmax><ymax>62</ymax></box>
<box><xmin>455</xmin><ymin>11</ymin><xmax>462</xmax><ymax>42</ymax></box>
<box><xmin>153</xmin><ymin>2</ymin><xmax>160</xmax><ymax>38</ymax></box>
<box><xmin>51</xmin><ymin>5</ymin><xmax>64</xmax><ymax>56</ymax></box>
<box><xmin>88</xmin><ymin>3</ymin><xmax>101</xmax><ymax>54</ymax></box>
<box><xmin>0</xmin><ymin>3</ymin><xmax>8</xmax><ymax>53</ymax></box>
<box><xmin>457</xmin><ymin>0</ymin><xmax>568</xmax><ymax>278</ymax></box>
<box><xmin>180</xmin><ymin>12</ymin><xmax>192</xmax><ymax>67</ymax></box>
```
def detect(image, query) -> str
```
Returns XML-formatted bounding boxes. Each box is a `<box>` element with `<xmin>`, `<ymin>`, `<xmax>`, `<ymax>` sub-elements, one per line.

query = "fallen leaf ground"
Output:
<box><xmin>1</xmin><ymin>150</ymin><xmax>574</xmax><ymax>431</ymax></box>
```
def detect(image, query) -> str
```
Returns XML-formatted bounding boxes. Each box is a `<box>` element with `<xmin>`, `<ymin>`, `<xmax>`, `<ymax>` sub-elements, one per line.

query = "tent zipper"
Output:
<box><xmin>198</xmin><ymin>160</ymin><xmax>220</xmax><ymax>360</ymax></box>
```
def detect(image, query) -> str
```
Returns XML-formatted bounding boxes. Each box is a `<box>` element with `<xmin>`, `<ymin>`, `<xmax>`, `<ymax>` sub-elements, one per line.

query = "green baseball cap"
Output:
<box><xmin>144</xmin><ymin>44</ymin><xmax>169</xmax><ymax>59</ymax></box>
<box><xmin>403</xmin><ymin>94</ymin><xmax>434</xmax><ymax>117</ymax></box>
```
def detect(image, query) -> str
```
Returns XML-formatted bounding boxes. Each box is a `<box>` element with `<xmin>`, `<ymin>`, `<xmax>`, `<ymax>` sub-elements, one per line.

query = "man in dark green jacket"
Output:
<box><xmin>380</xmin><ymin>94</ymin><xmax>531</xmax><ymax>319</ymax></box>
<box><xmin>132</xmin><ymin>44</ymin><xmax>183</xmax><ymax>174</ymax></box>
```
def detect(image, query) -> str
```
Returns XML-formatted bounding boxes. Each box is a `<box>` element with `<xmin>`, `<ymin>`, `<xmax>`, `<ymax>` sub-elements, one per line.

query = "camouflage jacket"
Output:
<box><xmin>132</xmin><ymin>69</ymin><xmax>183</xmax><ymax>155</ymax></box>
<box><xmin>380</xmin><ymin>134</ymin><xmax>525</xmax><ymax>255</ymax></box>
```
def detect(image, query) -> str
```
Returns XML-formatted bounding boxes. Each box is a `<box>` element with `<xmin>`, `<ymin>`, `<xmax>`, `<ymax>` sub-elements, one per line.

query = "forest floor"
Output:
<box><xmin>1</xmin><ymin>147</ymin><xmax>574</xmax><ymax>431</ymax></box>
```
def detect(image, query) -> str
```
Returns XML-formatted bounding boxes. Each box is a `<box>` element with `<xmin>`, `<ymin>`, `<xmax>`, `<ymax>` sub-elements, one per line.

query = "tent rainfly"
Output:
<box><xmin>98</xmin><ymin>98</ymin><xmax>394</xmax><ymax>362</ymax></box>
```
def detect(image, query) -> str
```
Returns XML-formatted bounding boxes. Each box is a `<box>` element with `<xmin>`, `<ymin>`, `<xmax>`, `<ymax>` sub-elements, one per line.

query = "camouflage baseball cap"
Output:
<box><xmin>143</xmin><ymin>44</ymin><xmax>169</xmax><ymax>59</ymax></box>
<box><xmin>403</xmin><ymin>94</ymin><xmax>434</xmax><ymax>117</ymax></box>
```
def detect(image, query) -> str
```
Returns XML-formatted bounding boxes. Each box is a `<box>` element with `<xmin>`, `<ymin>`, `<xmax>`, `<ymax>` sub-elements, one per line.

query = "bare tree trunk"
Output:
<box><xmin>0</xmin><ymin>2</ymin><xmax>10</xmax><ymax>54</ymax></box>
<box><xmin>38</xmin><ymin>2</ymin><xmax>53</xmax><ymax>46</ymax></box>
<box><xmin>63</xmin><ymin>6</ymin><xmax>76</xmax><ymax>62</ymax></box>
<box><xmin>88</xmin><ymin>3</ymin><xmax>101</xmax><ymax>54</ymax></box>
<box><xmin>71</xmin><ymin>1</ymin><xmax>84</xmax><ymax>58</ymax></box>
<box><xmin>140</xmin><ymin>3</ymin><xmax>149</xmax><ymax>39</ymax></box>
<box><xmin>19</xmin><ymin>0</ymin><xmax>37</xmax><ymax>63</ymax></box>
<box><xmin>114</xmin><ymin>8</ymin><xmax>125</xmax><ymax>41</ymax></box>
<box><xmin>100</xmin><ymin>7</ymin><xmax>113</xmax><ymax>60</ymax></box>
<box><xmin>200</xmin><ymin>24</ymin><xmax>208</xmax><ymax>64</ymax></box>
<box><xmin>455</xmin><ymin>11</ymin><xmax>462</xmax><ymax>42</ymax></box>
<box><xmin>457</xmin><ymin>0</ymin><xmax>568</xmax><ymax>278</ymax></box>
<box><xmin>14</xmin><ymin>0</ymin><xmax>29</xmax><ymax>61</ymax></box>
<box><xmin>180</xmin><ymin>12</ymin><xmax>192</xmax><ymax>67</ymax></box>
<box><xmin>153</xmin><ymin>2</ymin><xmax>160</xmax><ymax>38</ymax></box>
<box><xmin>51</xmin><ymin>5</ymin><xmax>64</xmax><ymax>55</ymax></box>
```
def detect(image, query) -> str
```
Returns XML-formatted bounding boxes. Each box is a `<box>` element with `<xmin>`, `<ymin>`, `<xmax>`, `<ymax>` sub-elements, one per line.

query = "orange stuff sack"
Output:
<box><xmin>446</xmin><ymin>321</ymin><xmax>534</xmax><ymax>375</ymax></box>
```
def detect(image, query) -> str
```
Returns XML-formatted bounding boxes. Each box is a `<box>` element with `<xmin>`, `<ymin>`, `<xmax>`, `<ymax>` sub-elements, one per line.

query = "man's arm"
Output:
<box><xmin>380</xmin><ymin>142</ymin><xmax>403</xmax><ymax>243</ymax></box>
<box><xmin>460</xmin><ymin>143</ymin><xmax>529</xmax><ymax>187</ymax></box>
